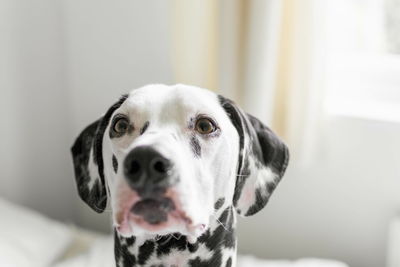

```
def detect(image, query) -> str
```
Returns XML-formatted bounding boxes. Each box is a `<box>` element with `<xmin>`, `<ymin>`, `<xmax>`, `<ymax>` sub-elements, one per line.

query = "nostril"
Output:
<box><xmin>152</xmin><ymin>159</ymin><xmax>167</xmax><ymax>174</ymax></box>
<box><xmin>129</xmin><ymin>160</ymin><xmax>141</xmax><ymax>174</ymax></box>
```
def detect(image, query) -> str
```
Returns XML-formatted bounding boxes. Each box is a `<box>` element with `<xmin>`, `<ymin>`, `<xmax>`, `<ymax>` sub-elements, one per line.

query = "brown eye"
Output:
<box><xmin>113</xmin><ymin>117</ymin><xmax>129</xmax><ymax>135</ymax></box>
<box><xmin>195</xmin><ymin>118</ymin><xmax>216</xmax><ymax>135</ymax></box>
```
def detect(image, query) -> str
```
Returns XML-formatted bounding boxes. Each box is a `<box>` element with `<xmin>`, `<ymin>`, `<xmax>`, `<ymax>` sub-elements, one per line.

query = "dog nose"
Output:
<box><xmin>124</xmin><ymin>146</ymin><xmax>172</xmax><ymax>195</ymax></box>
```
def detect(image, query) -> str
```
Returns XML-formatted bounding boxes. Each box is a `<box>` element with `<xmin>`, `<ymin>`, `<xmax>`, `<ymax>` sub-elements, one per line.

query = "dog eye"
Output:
<box><xmin>195</xmin><ymin>118</ymin><xmax>216</xmax><ymax>135</ymax></box>
<box><xmin>113</xmin><ymin>117</ymin><xmax>129</xmax><ymax>135</ymax></box>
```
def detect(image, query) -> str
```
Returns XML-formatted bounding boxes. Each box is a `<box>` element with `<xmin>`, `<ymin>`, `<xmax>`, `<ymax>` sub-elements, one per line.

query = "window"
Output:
<box><xmin>324</xmin><ymin>0</ymin><xmax>400</xmax><ymax>122</ymax></box>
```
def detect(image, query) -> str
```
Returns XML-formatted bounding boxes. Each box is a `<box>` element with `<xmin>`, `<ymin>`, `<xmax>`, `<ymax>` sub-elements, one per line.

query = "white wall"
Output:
<box><xmin>63</xmin><ymin>0</ymin><xmax>173</xmax><ymax>130</ymax></box>
<box><xmin>0</xmin><ymin>0</ymin><xmax>73</xmax><ymax>221</ymax></box>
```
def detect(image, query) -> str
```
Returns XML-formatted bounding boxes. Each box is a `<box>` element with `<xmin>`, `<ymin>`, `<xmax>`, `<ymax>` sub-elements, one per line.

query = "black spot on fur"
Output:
<box><xmin>187</xmin><ymin>241</ymin><xmax>199</xmax><ymax>253</ymax></box>
<box><xmin>190</xmin><ymin>135</ymin><xmax>201</xmax><ymax>157</ymax></box>
<box><xmin>122</xmin><ymin>252</ymin><xmax>136</xmax><ymax>267</ymax></box>
<box><xmin>156</xmin><ymin>233</ymin><xmax>187</xmax><ymax>256</ymax></box>
<box><xmin>138</xmin><ymin>240</ymin><xmax>155</xmax><ymax>265</ymax></box>
<box><xmin>125</xmin><ymin>236</ymin><xmax>136</xmax><ymax>247</ymax></box>
<box><xmin>189</xmin><ymin>249</ymin><xmax>223</xmax><ymax>267</ymax></box>
<box><xmin>114</xmin><ymin>231</ymin><xmax>136</xmax><ymax>267</ymax></box>
<box><xmin>222</xmin><ymin>208</ymin><xmax>236</xmax><ymax>248</ymax></box>
<box><xmin>226</xmin><ymin>257</ymin><xmax>232</xmax><ymax>267</ymax></box>
<box><xmin>112</xmin><ymin>155</ymin><xmax>118</xmax><ymax>173</ymax></box>
<box><xmin>197</xmin><ymin>229</ymin><xmax>210</xmax><ymax>244</ymax></box>
<box><xmin>140</xmin><ymin>121</ymin><xmax>150</xmax><ymax>135</ymax></box>
<box><xmin>214</xmin><ymin>198</ymin><xmax>225</xmax><ymax>210</ymax></box>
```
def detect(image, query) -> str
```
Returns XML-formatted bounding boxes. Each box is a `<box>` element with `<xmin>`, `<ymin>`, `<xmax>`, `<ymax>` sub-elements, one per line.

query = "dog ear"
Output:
<box><xmin>219</xmin><ymin>95</ymin><xmax>289</xmax><ymax>216</ymax></box>
<box><xmin>71</xmin><ymin>95</ymin><xmax>128</xmax><ymax>213</ymax></box>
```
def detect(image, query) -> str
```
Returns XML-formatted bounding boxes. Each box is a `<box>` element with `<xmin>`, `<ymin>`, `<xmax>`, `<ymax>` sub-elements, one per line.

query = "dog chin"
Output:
<box><xmin>115</xmin><ymin>212</ymin><xmax>207</xmax><ymax>243</ymax></box>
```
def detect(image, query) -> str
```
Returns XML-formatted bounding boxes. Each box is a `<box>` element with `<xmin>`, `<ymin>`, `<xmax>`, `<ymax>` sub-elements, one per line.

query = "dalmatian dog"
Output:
<box><xmin>71</xmin><ymin>84</ymin><xmax>289</xmax><ymax>267</ymax></box>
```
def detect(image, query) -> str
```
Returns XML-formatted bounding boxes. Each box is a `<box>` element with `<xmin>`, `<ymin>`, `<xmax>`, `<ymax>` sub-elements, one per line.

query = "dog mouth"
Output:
<box><xmin>130</xmin><ymin>197</ymin><xmax>175</xmax><ymax>225</ymax></box>
<box><xmin>115</xmin><ymin>189</ymin><xmax>206</xmax><ymax>239</ymax></box>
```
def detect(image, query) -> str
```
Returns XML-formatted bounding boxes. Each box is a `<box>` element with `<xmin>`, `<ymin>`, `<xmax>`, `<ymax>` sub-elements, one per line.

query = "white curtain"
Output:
<box><xmin>171</xmin><ymin>0</ymin><xmax>327</xmax><ymax>166</ymax></box>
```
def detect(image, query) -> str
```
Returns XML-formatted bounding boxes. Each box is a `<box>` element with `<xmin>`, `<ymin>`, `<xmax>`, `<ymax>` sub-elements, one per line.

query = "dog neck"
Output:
<box><xmin>114</xmin><ymin>206</ymin><xmax>237</xmax><ymax>267</ymax></box>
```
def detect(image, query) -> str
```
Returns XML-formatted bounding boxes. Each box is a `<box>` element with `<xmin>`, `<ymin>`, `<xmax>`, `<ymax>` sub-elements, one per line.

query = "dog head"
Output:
<box><xmin>71</xmin><ymin>84</ymin><xmax>289</xmax><ymax>240</ymax></box>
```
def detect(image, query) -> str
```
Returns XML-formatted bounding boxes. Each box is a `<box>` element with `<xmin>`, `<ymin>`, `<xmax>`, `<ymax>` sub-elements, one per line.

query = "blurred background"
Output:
<box><xmin>1</xmin><ymin>1</ymin><xmax>400</xmax><ymax>267</ymax></box>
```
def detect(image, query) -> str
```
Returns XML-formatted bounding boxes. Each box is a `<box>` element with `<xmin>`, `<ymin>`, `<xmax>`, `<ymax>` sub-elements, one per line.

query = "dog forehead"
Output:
<box><xmin>123</xmin><ymin>84</ymin><xmax>221</xmax><ymax>116</ymax></box>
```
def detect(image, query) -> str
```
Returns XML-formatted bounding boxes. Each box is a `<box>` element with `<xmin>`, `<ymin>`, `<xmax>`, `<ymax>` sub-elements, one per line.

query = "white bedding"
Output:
<box><xmin>0</xmin><ymin>199</ymin><xmax>72</xmax><ymax>267</ymax></box>
<box><xmin>0</xmin><ymin>198</ymin><xmax>348</xmax><ymax>267</ymax></box>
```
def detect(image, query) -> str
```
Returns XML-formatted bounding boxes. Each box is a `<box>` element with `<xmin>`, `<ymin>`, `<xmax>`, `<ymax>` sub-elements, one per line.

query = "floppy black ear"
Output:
<box><xmin>219</xmin><ymin>95</ymin><xmax>289</xmax><ymax>216</ymax></box>
<box><xmin>71</xmin><ymin>95</ymin><xmax>128</xmax><ymax>213</ymax></box>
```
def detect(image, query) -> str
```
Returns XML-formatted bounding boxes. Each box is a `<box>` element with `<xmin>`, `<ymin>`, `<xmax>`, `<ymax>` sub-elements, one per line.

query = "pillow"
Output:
<box><xmin>0</xmin><ymin>198</ymin><xmax>73</xmax><ymax>267</ymax></box>
<box><xmin>54</xmin><ymin>235</ymin><xmax>114</xmax><ymax>267</ymax></box>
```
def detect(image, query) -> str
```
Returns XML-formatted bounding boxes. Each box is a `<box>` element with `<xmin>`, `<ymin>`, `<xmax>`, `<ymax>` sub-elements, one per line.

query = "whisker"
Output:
<box><xmin>210</xmin><ymin>212</ymin><xmax>230</xmax><ymax>232</ymax></box>
<box><xmin>158</xmin><ymin>234</ymin><xmax>173</xmax><ymax>245</ymax></box>
<box><xmin>215</xmin><ymin>217</ymin><xmax>229</xmax><ymax>231</ymax></box>
<box><xmin>171</xmin><ymin>233</ymin><xmax>181</xmax><ymax>240</ymax></box>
